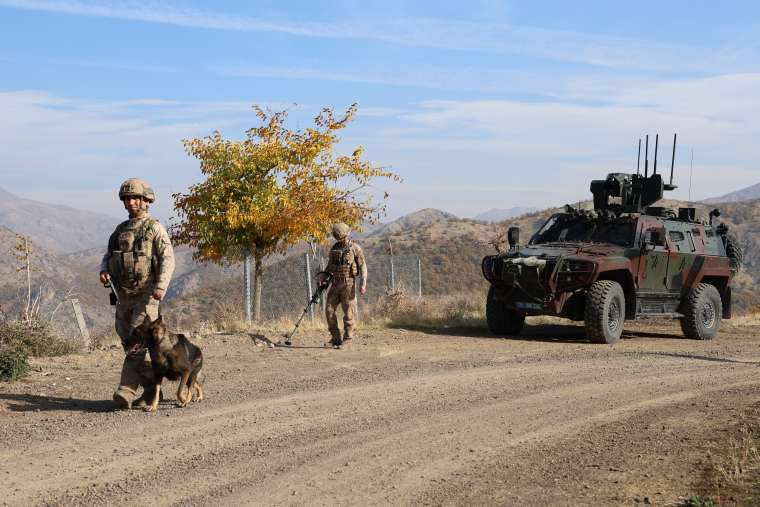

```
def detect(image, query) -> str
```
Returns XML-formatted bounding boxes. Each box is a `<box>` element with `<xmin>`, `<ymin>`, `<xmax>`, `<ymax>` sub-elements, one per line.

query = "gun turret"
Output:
<box><xmin>590</xmin><ymin>133</ymin><xmax>678</xmax><ymax>215</ymax></box>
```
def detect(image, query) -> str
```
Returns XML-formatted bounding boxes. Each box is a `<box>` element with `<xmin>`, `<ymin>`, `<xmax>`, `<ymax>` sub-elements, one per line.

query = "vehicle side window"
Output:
<box><xmin>643</xmin><ymin>227</ymin><xmax>666</xmax><ymax>248</ymax></box>
<box><xmin>667</xmin><ymin>229</ymin><xmax>694</xmax><ymax>252</ymax></box>
<box><xmin>686</xmin><ymin>232</ymin><xmax>696</xmax><ymax>252</ymax></box>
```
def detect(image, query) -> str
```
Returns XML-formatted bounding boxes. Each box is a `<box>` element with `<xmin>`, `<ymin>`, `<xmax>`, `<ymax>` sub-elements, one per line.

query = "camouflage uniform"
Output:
<box><xmin>325</xmin><ymin>223</ymin><xmax>367</xmax><ymax>344</ymax></box>
<box><xmin>101</xmin><ymin>179</ymin><xmax>175</xmax><ymax>408</ymax></box>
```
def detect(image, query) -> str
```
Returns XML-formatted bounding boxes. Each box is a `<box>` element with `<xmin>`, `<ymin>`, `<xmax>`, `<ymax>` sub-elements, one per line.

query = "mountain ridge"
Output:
<box><xmin>0</xmin><ymin>186</ymin><xmax>119</xmax><ymax>254</ymax></box>
<box><xmin>702</xmin><ymin>182</ymin><xmax>760</xmax><ymax>204</ymax></box>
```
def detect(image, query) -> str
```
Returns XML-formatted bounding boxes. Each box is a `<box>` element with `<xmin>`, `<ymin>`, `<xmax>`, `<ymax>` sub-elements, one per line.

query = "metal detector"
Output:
<box><xmin>281</xmin><ymin>271</ymin><xmax>333</xmax><ymax>346</ymax></box>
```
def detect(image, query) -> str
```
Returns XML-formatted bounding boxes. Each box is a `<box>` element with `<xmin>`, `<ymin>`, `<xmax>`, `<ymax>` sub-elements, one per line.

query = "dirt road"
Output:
<box><xmin>2</xmin><ymin>320</ymin><xmax>759</xmax><ymax>506</ymax></box>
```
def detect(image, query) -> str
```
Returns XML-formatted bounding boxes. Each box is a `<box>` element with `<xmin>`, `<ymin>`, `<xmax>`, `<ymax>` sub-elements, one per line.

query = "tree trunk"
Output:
<box><xmin>244</xmin><ymin>252</ymin><xmax>252</xmax><ymax>323</ymax></box>
<box><xmin>24</xmin><ymin>238</ymin><xmax>31</xmax><ymax>323</ymax></box>
<box><xmin>253</xmin><ymin>255</ymin><xmax>263</xmax><ymax>322</ymax></box>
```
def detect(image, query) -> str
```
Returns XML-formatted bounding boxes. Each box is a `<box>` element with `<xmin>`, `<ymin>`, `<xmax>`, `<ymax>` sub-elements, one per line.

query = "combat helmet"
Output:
<box><xmin>118</xmin><ymin>178</ymin><xmax>155</xmax><ymax>203</ymax></box>
<box><xmin>331</xmin><ymin>222</ymin><xmax>351</xmax><ymax>240</ymax></box>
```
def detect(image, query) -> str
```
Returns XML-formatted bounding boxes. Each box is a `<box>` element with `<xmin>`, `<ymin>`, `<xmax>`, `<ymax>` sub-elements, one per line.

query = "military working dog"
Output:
<box><xmin>127</xmin><ymin>315</ymin><xmax>204</xmax><ymax>412</ymax></box>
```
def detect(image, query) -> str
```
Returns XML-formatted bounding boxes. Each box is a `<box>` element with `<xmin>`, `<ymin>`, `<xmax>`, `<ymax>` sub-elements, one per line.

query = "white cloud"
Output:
<box><xmin>356</xmin><ymin>74</ymin><xmax>760</xmax><ymax>214</ymax></box>
<box><xmin>0</xmin><ymin>91</ymin><xmax>264</xmax><ymax>219</ymax></box>
<box><xmin>2</xmin><ymin>0</ymin><xmax>756</xmax><ymax>73</ymax></box>
<box><xmin>2</xmin><ymin>73</ymin><xmax>759</xmax><ymax>221</ymax></box>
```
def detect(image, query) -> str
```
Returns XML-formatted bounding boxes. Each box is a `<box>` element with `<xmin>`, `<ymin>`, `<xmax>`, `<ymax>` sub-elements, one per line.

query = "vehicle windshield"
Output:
<box><xmin>530</xmin><ymin>214</ymin><xmax>636</xmax><ymax>247</ymax></box>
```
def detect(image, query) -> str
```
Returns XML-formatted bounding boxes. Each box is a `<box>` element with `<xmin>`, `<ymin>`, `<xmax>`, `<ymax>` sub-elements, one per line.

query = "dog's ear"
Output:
<box><xmin>155</xmin><ymin>314</ymin><xmax>163</xmax><ymax>325</ymax></box>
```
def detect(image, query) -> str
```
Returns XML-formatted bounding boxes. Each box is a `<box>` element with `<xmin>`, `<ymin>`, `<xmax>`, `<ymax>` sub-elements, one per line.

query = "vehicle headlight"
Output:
<box><xmin>556</xmin><ymin>260</ymin><xmax>595</xmax><ymax>290</ymax></box>
<box><xmin>560</xmin><ymin>260</ymin><xmax>595</xmax><ymax>273</ymax></box>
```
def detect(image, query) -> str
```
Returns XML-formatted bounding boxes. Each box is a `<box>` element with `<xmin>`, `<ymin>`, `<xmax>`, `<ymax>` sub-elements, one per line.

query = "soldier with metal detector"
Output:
<box><xmin>100</xmin><ymin>178</ymin><xmax>175</xmax><ymax>409</ymax></box>
<box><xmin>324</xmin><ymin>223</ymin><xmax>367</xmax><ymax>348</ymax></box>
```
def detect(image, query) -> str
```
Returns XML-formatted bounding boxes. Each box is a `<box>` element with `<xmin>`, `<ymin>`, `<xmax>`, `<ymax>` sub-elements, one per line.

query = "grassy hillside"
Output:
<box><xmin>0</xmin><ymin>225</ymin><xmax>112</xmax><ymax>331</ymax></box>
<box><xmin>4</xmin><ymin>195</ymin><xmax>759</xmax><ymax>332</ymax></box>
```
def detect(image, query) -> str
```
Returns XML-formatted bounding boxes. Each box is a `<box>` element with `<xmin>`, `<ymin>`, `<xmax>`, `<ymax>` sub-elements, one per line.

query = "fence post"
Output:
<box><xmin>244</xmin><ymin>251</ymin><xmax>252</xmax><ymax>323</ymax></box>
<box><xmin>417</xmin><ymin>256</ymin><xmax>422</xmax><ymax>297</ymax></box>
<box><xmin>70</xmin><ymin>298</ymin><xmax>91</xmax><ymax>348</ymax></box>
<box><xmin>304</xmin><ymin>252</ymin><xmax>314</xmax><ymax>321</ymax></box>
<box><xmin>388</xmin><ymin>239</ymin><xmax>396</xmax><ymax>290</ymax></box>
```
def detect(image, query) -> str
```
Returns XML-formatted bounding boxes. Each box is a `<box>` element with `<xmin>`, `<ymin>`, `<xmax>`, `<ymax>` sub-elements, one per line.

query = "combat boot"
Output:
<box><xmin>328</xmin><ymin>336</ymin><xmax>343</xmax><ymax>348</ymax></box>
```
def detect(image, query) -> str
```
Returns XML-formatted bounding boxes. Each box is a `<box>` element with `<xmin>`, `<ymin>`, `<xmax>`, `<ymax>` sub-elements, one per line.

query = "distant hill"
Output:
<box><xmin>0</xmin><ymin>224</ymin><xmax>112</xmax><ymax>329</ymax></box>
<box><xmin>473</xmin><ymin>207</ymin><xmax>539</xmax><ymax>223</ymax></box>
<box><xmin>367</xmin><ymin>208</ymin><xmax>457</xmax><ymax>237</ymax></box>
<box><xmin>0</xmin><ymin>187</ymin><xmax>118</xmax><ymax>253</ymax></box>
<box><xmin>702</xmin><ymin>182</ymin><xmax>760</xmax><ymax>204</ymax></box>
<box><xmin>4</xmin><ymin>191</ymin><xmax>760</xmax><ymax>331</ymax></box>
<box><xmin>169</xmin><ymin>198</ymin><xmax>760</xmax><ymax>325</ymax></box>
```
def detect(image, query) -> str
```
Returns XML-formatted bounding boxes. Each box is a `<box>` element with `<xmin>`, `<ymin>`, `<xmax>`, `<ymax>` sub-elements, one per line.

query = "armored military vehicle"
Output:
<box><xmin>482</xmin><ymin>134</ymin><xmax>742</xmax><ymax>343</ymax></box>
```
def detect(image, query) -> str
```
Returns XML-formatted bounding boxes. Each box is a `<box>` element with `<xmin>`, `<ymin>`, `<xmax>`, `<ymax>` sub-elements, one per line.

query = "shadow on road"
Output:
<box><xmin>626</xmin><ymin>351</ymin><xmax>760</xmax><ymax>366</ymax></box>
<box><xmin>389</xmin><ymin>323</ymin><xmax>593</xmax><ymax>343</ymax></box>
<box><xmin>622</xmin><ymin>330</ymin><xmax>685</xmax><ymax>340</ymax></box>
<box><xmin>388</xmin><ymin>323</ymin><xmax>697</xmax><ymax>344</ymax></box>
<box><xmin>249</xmin><ymin>333</ymin><xmax>328</xmax><ymax>350</ymax></box>
<box><xmin>0</xmin><ymin>393</ymin><xmax>115</xmax><ymax>413</ymax></box>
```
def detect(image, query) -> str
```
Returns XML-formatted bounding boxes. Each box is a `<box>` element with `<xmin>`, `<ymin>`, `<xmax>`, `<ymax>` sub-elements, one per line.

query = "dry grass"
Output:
<box><xmin>187</xmin><ymin>291</ymin><xmax>488</xmax><ymax>336</ymax></box>
<box><xmin>365</xmin><ymin>289</ymin><xmax>484</xmax><ymax>329</ymax></box>
<box><xmin>730</xmin><ymin>309</ymin><xmax>760</xmax><ymax>327</ymax></box>
<box><xmin>715</xmin><ymin>427</ymin><xmax>760</xmax><ymax>488</ymax></box>
<box><xmin>89</xmin><ymin>327</ymin><xmax>121</xmax><ymax>350</ymax></box>
<box><xmin>688</xmin><ymin>421</ymin><xmax>760</xmax><ymax>505</ymax></box>
<box><xmin>0</xmin><ymin>319</ymin><xmax>82</xmax><ymax>381</ymax></box>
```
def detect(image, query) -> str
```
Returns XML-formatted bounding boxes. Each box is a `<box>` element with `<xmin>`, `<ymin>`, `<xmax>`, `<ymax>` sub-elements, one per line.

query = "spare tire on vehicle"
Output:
<box><xmin>724</xmin><ymin>233</ymin><xmax>743</xmax><ymax>274</ymax></box>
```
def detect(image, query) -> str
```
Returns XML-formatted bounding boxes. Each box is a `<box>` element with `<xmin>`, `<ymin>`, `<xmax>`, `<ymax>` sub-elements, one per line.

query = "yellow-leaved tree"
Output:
<box><xmin>172</xmin><ymin>104</ymin><xmax>399</xmax><ymax>321</ymax></box>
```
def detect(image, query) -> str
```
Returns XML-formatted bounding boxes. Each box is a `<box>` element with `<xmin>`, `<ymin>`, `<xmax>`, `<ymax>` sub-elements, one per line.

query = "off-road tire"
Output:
<box><xmin>584</xmin><ymin>280</ymin><xmax>625</xmax><ymax>344</ymax></box>
<box><xmin>680</xmin><ymin>283</ymin><xmax>723</xmax><ymax>341</ymax></box>
<box><xmin>486</xmin><ymin>286</ymin><xmax>525</xmax><ymax>336</ymax></box>
<box><xmin>725</xmin><ymin>233</ymin><xmax>743</xmax><ymax>274</ymax></box>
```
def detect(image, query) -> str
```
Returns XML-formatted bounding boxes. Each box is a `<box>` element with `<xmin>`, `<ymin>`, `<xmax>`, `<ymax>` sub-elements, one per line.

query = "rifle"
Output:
<box><xmin>281</xmin><ymin>271</ymin><xmax>333</xmax><ymax>346</ymax></box>
<box><xmin>104</xmin><ymin>281</ymin><xmax>120</xmax><ymax>306</ymax></box>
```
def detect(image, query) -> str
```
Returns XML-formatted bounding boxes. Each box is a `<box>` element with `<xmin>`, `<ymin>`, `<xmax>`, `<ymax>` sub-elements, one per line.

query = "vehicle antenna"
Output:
<box><xmin>669</xmin><ymin>133</ymin><xmax>677</xmax><ymax>186</ymax></box>
<box><xmin>637</xmin><ymin>138</ymin><xmax>641</xmax><ymax>175</ymax></box>
<box><xmin>653</xmin><ymin>133</ymin><xmax>659</xmax><ymax>175</ymax></box>
<box><xmin>689</xmin><ymin>147</ymin><xmax>694</xmax><ymax>202</ymax></box>
<box><xmin>644</xmin><ymin>134</ymin><xmax>649</xmax><ymax>178</ymax></box>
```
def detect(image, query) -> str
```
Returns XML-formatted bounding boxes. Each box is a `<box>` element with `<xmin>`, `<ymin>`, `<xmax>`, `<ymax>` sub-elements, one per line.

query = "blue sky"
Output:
<box><xmin>1</xmin><ymin>1</ymin><xmax>759</xmax><ymax>221</ymax></box>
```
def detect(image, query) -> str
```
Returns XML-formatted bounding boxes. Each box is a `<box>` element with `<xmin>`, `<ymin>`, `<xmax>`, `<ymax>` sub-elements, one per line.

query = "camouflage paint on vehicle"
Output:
<box><xmin>483</xmin><ymin>165</ymin><xmax>739</xmax><ymax>342</ymax></box>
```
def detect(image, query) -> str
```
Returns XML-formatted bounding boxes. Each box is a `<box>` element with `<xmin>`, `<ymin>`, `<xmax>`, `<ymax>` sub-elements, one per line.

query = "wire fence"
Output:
<box><xmin>235</xmin><ymin>252</ymin><xmax>423</xmax><ymax>323</ymax></box>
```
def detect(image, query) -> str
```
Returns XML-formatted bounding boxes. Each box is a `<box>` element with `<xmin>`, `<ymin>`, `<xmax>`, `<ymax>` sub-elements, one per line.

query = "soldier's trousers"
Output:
<box><xmin>325</xmin><ymin>278</ymin><xmax>356</xmax><ymax>339</ymax></box>
<box><xmin>114</xmin><ymin>291</ymin><xmax>158</xmax><ymax>401</ymax></box>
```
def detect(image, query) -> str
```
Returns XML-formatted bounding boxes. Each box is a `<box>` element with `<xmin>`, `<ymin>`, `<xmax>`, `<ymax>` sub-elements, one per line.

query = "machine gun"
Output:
<box><xmin>590</xmin><ymin>134</ymin><xmax>678</xmax><ymax>215</ymax></box>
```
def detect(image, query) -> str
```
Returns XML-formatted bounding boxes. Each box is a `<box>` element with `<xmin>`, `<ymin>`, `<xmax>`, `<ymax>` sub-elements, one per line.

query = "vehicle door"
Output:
<box><xmin>664</xmin><ymin>222</ymin><xmax>697</xmax><ymax>292</ymax></box>
<box><xmin>636</xmin><ymin>218</ymin><xmax>670</xmax><ymax>293</ymax></box>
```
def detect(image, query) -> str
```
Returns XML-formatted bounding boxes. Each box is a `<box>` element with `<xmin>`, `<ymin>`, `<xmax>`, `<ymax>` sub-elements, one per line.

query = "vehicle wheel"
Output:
<box><xmin>486</xmin><ymin>286</ymin><xmax>525</xmax><ymax>336</ymax></box>
<box><xmin>680</xmin><ymin>283</ymin><xmax>722</xmax><ymax>340</ymax></box>
<box><xmin>584</xmin><ymin>280</ymin><xmax>625</xmax><ymax>344</ymax></box>
<box><xmin>725</xmin><ymin>233</ymin><xmax>743</xmax><ymax>274</ymax></box>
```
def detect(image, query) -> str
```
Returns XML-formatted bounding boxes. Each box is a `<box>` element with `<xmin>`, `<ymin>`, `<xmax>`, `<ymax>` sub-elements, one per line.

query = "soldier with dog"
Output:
<box><xmin>323</xmin><ymin>223</ymin><xmax>367</xmax><ymax>348</ymax></box>
<box><xmin>99</xmin><ymin>178</ymin><xmax>175</xmax><ymax>409</ymax></box>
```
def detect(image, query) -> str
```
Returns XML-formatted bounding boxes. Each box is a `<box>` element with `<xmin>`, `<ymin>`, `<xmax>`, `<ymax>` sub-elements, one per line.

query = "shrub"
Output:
<box><xmin>0</xmin><ymin>320</ymin><xmax>80</xmax><ymax>358</ymax></box>
<box><xmin>681</xmin><ymin>496</ymin><xmax>718</xmax><ymax>507</ymax></box>
<box><xmin>0</xmin><ymin>344</ymin><xmax>30</xmax><ymax>382</ymax></box>
<box><xmin>370</xmin><ymin>289</ymin><xmax>484</xmax><ymax>328</ymax></box>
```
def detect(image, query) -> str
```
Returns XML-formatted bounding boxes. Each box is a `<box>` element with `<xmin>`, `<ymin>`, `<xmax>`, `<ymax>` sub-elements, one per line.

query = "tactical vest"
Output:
<box><xmin>107</xmin><ymin>217</ymin><xmax>159</xmax><ymax>294</ymax></box>
<box><xmin>328</xmin><ymin>241</ymin><xmax>359</xmax><ymax>280</ymax></box>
